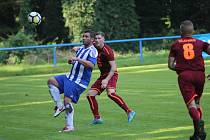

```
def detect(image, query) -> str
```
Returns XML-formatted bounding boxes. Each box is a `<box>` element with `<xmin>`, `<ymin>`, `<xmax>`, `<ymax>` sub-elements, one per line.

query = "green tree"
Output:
<box><xmin>94</xmin><ymin>0</ymin><xmax>139</xmax><ymax>40</ymax></box>
<box><xmin>19</xmin><ymin>0</ymin><xmax>36</xmax><ymax>35</ymax></box>
<box><xmin>0</xmin><ymin>31</ymin><xmax>38</xmax><ymax>64</ymax></box>
<box><xmin>62</xmin><ymin>0</ymin><xmax>95</xmax><ymax>42</ymax></box>
<box><xmin>0</xmin><ymin>0</ymin><xmax>20</xmax><ymax>38</ymax></box>
<box><xmin>36</xmin><ymin>0</ymin><xmax>69</xmax><ymax>43</ymax></box>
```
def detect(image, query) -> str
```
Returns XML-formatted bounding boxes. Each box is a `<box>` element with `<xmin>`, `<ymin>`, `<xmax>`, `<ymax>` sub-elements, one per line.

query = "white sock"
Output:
<box><xmin>48</xmin><ymin>84</ymin><xmax>63</xmax><ymax>108</ymax></box>
<box><xmin>65</xmin><ymin>103</ymin><xmax>74</xmax><ymax>129</ymax></box>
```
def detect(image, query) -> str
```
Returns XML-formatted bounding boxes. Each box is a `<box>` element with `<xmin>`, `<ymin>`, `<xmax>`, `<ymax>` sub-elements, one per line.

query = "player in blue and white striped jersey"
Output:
<box><xmin>47</xmin><ymin>30</ymin><xmax>98</xmax><ymax>132</ymax></box>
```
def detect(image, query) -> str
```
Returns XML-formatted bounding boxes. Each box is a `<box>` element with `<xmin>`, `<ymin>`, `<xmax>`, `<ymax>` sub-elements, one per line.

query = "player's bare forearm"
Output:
<box><xmin>71</xmin><ymin>47</ymin><xmax>80</xmax><ymax>52</ymax></box>
<box><xmin>77</xmin><ymin>58</ymin><xmax>94</xmax><ymax>68</ymax></box>
<box><xmin>168</xmin><ymin>57</ymin><xmax>176</xmax><ymax>71</ymax></box>
<box><xmin>105</xmin><ymin>69</ymin><xmax>115</xmax><ymax>81</ymax></box>
<box><xmin>105</xmin><ymin>61</ymin><xmax>117</xmax><ymax>81</ymax></box>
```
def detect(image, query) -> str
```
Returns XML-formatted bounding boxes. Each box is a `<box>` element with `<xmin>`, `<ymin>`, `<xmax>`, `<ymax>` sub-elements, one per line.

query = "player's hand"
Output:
<box><xmin>71</xmin><ymin>47</ymin><xmax>79</xmax><ymax>52</ymax></box>
<box><xmin>68</xmin><ymin>57</ymin><xmax>78</xmax><ymax>64</ymax></box>
<box><xmin>207</xmin><ymin>74</ymin><xmax>210</xmax><ymax>80</ymax></box>
<box><xmin>101</xmin><ymin>79</ymin><xmax>108</xmax><ymax>89</ymax></box>
<box><xmin>68</xmin><ymin>58</ymin><xmax>73</xmax><ymax>64</ymax></box>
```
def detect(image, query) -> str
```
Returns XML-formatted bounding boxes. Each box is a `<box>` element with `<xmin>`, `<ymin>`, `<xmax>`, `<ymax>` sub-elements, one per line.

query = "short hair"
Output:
<box><xmin>84</xmin><ymin>29</ymin><xmax>95</xmax><ymax>39</ymax></box>
<box><xmin>180</xmin><ymin>20</ymin><xmax>194</xmax><ymax>35</ymax></box>
<box><xmin>95</xmin><ymin>31</ymin><xmax>105</xmax><ymax>38</ymax></box>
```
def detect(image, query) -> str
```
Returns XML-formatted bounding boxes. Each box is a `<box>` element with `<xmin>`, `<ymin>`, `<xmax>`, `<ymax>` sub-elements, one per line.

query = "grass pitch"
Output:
<box><xmin>0</xmin><ymin>64</ymin><xmax>210</xmax><ymax>140</ymax></box>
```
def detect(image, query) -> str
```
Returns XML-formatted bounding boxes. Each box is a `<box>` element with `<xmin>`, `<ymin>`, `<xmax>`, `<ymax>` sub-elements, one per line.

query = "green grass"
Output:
<box><xmin>0</xmin><ymin>63</ymin><xmax>210</xmax><ymax>140</ymax></box>
<box><xmin>0</xmin><ymin>51</ymin><xmax>170</xmax><ymax>77</ymax></box>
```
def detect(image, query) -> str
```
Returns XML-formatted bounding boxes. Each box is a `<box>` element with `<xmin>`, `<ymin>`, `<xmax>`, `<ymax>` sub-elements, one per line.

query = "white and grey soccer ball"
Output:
<box><xmin>28</xmin><ymin>12</ymin><xmax>42</xmax><ymax>25</ymax></box>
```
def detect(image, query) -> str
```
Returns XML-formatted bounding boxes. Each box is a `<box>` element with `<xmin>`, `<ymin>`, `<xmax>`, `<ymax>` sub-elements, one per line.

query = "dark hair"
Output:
<box><xmin>95</xmin><ymin>31</ymin><xmax>105</xmax><ymax>38</ymax></box>
<box><xmin>180</xmin><ymin>20</ymin><xmax>194</xmax><ymax>35</ymax></box>
<box><xmin>84</xmin><ymin>29</ymin><xmax>95</xmax><ymax>39</ymax></box>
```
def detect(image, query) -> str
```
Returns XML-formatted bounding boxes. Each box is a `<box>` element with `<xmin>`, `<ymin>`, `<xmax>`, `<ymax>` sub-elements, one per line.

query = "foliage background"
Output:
<box><xmin>0</xmin><ymin>0</ymin><xmax>210</xmax><ymax>64</ymax></box>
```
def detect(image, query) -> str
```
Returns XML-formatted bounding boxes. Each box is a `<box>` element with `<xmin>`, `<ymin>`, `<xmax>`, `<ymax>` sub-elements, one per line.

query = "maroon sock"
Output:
<box><xmin>189</xmin><ymin>107</ymin><xmax>200</xmax><ymax>134</ymax></box>
<box><xmin>108</xmin><ymin>93</ymin><xmax>131</xmax><ymax>113</ymax></box>
<box><xmin>189</xmin><ymin>107</ymin><xmax>200</xmax><ymax>121</ymax></box>
<box><xmin>87</xmin><ymin>96</ymin><xmax>100</xmax><ymax>119</ymax></box>
<box><xmin>197</xmin><ymin>107</ymin><xmax>203</xmax><ymax>119</ymax></box>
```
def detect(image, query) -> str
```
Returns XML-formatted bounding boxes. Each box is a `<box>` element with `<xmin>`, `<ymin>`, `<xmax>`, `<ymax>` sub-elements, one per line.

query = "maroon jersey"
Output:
<box><xmin>169</xmin><ymin>37</ymin><xmax>209</xmax><ymax>73</ymax></box>
<box><xmin>97</xmin><ymin>44</ymin><xmax>116</xmax><ymax>75</ymax></box>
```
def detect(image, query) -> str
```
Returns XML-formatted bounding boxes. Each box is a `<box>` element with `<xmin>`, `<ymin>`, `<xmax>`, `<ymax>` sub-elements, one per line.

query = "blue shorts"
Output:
<box><xmin>55</xmin><ymin>75</ymin><xmax>86</xmax><ymax>103</ymax></box>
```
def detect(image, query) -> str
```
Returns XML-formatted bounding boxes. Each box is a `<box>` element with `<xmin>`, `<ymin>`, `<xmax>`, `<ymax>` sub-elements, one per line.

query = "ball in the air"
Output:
<box><xmin>28</xmin><ymin>12</ymin><xmax>42</xmax><ymax>25</ymax></box>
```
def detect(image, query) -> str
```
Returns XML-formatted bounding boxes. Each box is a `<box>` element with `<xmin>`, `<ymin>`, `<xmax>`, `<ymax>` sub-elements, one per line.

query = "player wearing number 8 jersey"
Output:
<box><xmin>168</xmin><ymin>20</ymin><xmax>210</xmax><ymax>140</ymax></box>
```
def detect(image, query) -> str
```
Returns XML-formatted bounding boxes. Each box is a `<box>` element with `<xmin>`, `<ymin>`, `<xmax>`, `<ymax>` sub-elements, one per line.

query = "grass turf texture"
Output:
<box><xmin>0</xmin><ymin>63</ymin><xmax>210</xmax><ymax>140</ymax></box>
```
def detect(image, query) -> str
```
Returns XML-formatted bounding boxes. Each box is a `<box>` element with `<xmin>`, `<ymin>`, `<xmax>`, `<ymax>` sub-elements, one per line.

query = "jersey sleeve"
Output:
<box><xmin>104</xmin><ymin>46</ymin><xmax>114</xmax><ymax>61</ymax></box>
<box><xmin>87</xmin><ymin>47</ymin><xmax>98</xmax><ymax>65</ymax></box>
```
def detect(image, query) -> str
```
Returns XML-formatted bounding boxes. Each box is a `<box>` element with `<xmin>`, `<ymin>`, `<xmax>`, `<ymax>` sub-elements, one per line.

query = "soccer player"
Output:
<box><xmin>86</xmin><ymin>31</ymin><xmax>136</xmax><ymax>124</ymax></box>
<box><xmin>47</xmin><ymin>30</ymin><xmax>98</xmax><ymax>132</ymax></box>
<box><xmin>168</xmin><ymin>20</ymin><xmax>210</xmax><ymax>140</ymax></box>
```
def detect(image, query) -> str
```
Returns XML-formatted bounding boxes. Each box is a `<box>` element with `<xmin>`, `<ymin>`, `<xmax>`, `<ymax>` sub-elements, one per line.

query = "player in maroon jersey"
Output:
<box><xmin>86</xmin><ymin>31</ymin><xmax>136</xmax><ymax>124</ymax></box>
<box><xmin>168</xmin><ymin>20</ymin><xmax>210</xmax><ymax>140</ymax></box>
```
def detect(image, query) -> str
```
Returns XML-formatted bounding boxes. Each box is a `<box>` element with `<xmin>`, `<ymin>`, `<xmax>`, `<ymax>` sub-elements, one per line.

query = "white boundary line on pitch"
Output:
<box><xmin>0</xmin><ymin>100</ymin><xmax>52</xmax><ymax>108</ymax></box>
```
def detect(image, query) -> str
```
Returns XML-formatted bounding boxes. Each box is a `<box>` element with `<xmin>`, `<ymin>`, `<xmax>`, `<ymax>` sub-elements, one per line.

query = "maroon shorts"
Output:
<box><xmin>178</xmin><ymin>71</ymin><xmax>205</xmax><ymax>105</ymax></box>
<box><xmin>90</xmin><ymin>73</ymin><xmax>118</xmax><ymax>94</ymax></box>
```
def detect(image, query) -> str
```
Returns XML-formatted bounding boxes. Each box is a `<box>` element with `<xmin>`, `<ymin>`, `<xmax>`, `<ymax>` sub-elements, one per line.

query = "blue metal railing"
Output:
<box><xmin>0</xmin><ymin>33</ymin><xmax>210</xmax><ymax>66</ymax></box>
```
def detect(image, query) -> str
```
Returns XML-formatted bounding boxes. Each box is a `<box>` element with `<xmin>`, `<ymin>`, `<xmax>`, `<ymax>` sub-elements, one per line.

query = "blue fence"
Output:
<box><xmin>0</xmin><ymin>33</ymin><xmax>210</xmax><ymax>66</ymax></box>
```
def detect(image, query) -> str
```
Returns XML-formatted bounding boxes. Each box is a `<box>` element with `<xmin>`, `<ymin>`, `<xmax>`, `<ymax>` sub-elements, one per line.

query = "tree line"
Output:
<box><xmin>0</xmin><ymin>0</ymin><xmax>210</xmax><ymax>63</ymax></box>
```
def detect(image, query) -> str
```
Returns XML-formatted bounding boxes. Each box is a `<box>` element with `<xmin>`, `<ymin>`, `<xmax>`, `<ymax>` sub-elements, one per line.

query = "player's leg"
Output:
<box><xmin>106</xmin><ymin>88</ymin><xmax>135</xmax><ymax>123</ymax></box>
<box><xmin>60</xmin><ymin>80</ymin><xmax>86</xmax><ymax>132</ymax></box>
<box><xmin>188</xmin><ymin>100</ymin><xmax>200</xmax><ymax>139</ymax></box>
<box><xmin>106</xmin><ymin>73</ymin><xmax>135</xmax><ymax>122</ymax></box>
<box><xmin>47</xmin><ymin>76</ymin><xmax>64</xmax><ymax>117</ymax></box>
<box><xmin>178</xmin><ymin>71</ymin><xmax>206</xmax><ymax>140</ymax></box>
<box><xmin>86</xmin><ymin>77</ymin><xmax>104</xmax><ymax>124</ymax></box>
<box><xmin>59</xmin><ymin>96</ymin><xmax>74</xmax><ymax>132</ymax></box>
<box><xmin>194</xmin><ymin>72</ymin><xmax>206</xmax><ymax>140</ymax></box>
<box><xmin>86</xmin><ymin>89</ymin><xmax>103</xmax><ymax>124</ymax></box>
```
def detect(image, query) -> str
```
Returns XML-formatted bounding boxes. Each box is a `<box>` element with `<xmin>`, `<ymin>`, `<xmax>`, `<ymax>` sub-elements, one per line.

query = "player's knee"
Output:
<box><xmin>188</xmin><ymin>100</ymin><xmax>197</xmax><ymax>109</ymax></box>
<box><xmin>86</xmin><ymin>90</ymin><xmax>98</xmax><ymax>96</ymax></box>
<box><xmin>65</xmin><ymin>103</ymin><xmax>73</xmax><ymax>113</ymax></box>
<box><xmin>47</xmin><ymin>77</ymin><xmax>58</xmax><ymax>87</ymax></box>
<box><xmin>107</xmin><ymin>92</ymin><xmax>115</xmax><ymax>97</ymax></box>
<box><xmin>47</xmin><ymin>77</ymin><xmax>54</xmax><ymax>85</ymax></box>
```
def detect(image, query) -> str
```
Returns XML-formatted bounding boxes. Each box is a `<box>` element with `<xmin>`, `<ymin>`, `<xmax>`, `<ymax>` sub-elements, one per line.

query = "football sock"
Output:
<box><xmin>48</xmin><ymin>84</ymin><xmax>63</xmax><ymax>108</ymax></box>
<box><xmin>108</xmin><ymin>93</ymin><xmax>131</xmax><ymax>113</ymax></box>
<box><xmin>87</xmin><ymin>96</ymin><xmax>100</xmax><ymax>119</ymax></box>
<box><xmin>65</xmin><ymin>103</ymin><xmax>74</xmax><ymax>128</ymax></box>
<box><xmin>197</xmin><ymin>107</ymin><xmax>203</xmax><ymax>119</ymax></box>
<box><xmin>193</xmin><ymin>120</ymin><xmax>199</xmax><ymax>134</ymax></box>
<box><xmin>195</xmin><ymin>100</ymin><xmax>203</xmax><ymax>119</ymax></box>
<box><xmin>189</xmin><ymin>107</ymin><xmax>200</xmax><ymax>133</ymax></box>
<box><xmin>189</xmin><ymin>107</ymin><xmax>200</xmax><ymax>121</ymax></box>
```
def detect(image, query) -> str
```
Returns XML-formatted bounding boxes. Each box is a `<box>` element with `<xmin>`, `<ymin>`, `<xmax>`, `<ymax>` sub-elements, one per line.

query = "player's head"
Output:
<box><xmin>82</xmin><ymin>29</ymin><xmax>95</xmax><ymax>47</ymax></box>
<box><xmin>180</xmin><ymin>20</ymin><xmax>194</xmax><ymax>36</ymax></box>
<box><xmin>94</xmin><ymin>31</ymin><xmax>105</xmax><ymax>48</ymax></box>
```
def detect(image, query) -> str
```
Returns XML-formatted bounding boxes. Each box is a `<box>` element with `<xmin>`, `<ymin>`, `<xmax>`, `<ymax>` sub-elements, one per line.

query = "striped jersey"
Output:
<box><xmin>66</xmin><ymin>45</ymin><xmax>98</xmax><ymax>89</ymax></box>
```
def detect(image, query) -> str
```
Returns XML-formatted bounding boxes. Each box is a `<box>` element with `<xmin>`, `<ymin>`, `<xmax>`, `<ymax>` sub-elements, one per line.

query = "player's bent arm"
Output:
<box><xmin>105</xmin><ymin>61</ymin><xmax>117</xmax><ymax>81</ymax></box>
<box><xmin>71</xmin><ymin>47</ymin><xmax>80</xmax><ymax>52</ymax></box>
<box><xmin>168</xmin><ymin>57</ymin><xmax>176</xmax><ymax>71</ymax></box>
<box><xmin>76</xmin><ymin>58</ymin><xmax>94</xmax><ymax>68</ymax></box>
